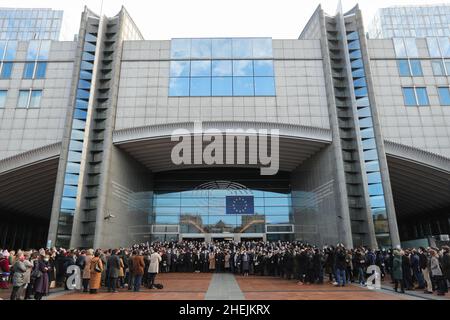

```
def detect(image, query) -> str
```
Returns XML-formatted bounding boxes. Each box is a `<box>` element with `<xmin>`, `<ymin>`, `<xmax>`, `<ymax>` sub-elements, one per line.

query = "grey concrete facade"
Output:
<box><xmin>0</xmin><ymin>4</ymin><xmax>449</xmax><ymax>250</ymax></box>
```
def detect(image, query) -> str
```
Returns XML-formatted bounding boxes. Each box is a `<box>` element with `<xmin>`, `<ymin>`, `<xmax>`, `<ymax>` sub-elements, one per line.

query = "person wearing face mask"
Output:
<box><xmin>34</xmin><ymin>255</ymin><xmax>52</xmax><ymax>300</ymax></box>
<box><xmin>10</xmin><ymin>253</ymin><xmax>27</xmax><ymax>300</ymax></box>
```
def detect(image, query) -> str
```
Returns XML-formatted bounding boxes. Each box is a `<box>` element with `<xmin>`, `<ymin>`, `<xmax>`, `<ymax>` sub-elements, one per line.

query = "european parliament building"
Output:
<box><xmin>0</xmin><ymin>4</ymin><xmax>449</xmax><ymax>250</ymax></box>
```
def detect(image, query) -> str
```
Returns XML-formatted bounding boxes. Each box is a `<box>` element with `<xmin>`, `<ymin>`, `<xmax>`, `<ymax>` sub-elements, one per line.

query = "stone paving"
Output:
<box><xmin>1</xmin><ymin>273</ymin><xmax>448</xmax><ymax>300</ymax></box>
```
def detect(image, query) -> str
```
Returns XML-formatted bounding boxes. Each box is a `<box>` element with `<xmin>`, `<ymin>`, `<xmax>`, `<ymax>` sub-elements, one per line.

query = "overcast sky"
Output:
<box><xmin>1</xmin><ymin>0</ymin><xmax>449</xmax><ymax>40</ymax></box>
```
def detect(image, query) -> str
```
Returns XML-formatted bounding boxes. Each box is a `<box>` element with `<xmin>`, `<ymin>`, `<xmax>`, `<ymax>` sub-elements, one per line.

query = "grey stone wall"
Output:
<box><xmin>0</xmin><ymin>41</ymin><xmax>76</xmax><ymax>159</ymax></box>
<box><xmin>368</xmin><ymin>38</ymin><xmax>450</xmax><ymax>158</ymax></box>
<box><xmin>290</xmin><ymin>145</ymin><xmax>340</xmax><ymax>246</ymax></box>
<box><xmin>115</xmin><ymin>39</ymin><xmax>330</xmax><ymax>130</ymax></box>
<box><xmin>99</xmin><ymin>146</ymin><xmax>153</xmax><ymax>248</ymax></box>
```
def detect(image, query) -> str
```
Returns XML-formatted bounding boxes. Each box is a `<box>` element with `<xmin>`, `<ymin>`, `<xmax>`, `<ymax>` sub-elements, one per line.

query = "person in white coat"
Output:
<box><xmin>148</xmin><ymin>249</ymin><xmax>162</xmax><ymax>289</ymax></box>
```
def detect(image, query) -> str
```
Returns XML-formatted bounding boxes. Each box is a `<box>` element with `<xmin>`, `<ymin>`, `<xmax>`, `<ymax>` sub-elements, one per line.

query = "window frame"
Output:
<box><xmin>17</xmin><ymin>89</ymin><xmax>43</xmax><ymax>108</ymax></box>
<box><xmin>437</xmin><ymin>86</ymin><xmax>450</xmax><ymax>106</ymax></box>
<box><xmin>402</xmin><ymin>86</ymin><xmax>430</xmax><ymax>107</ymax></box>
<box><xmin>0</xmin><ymin>89</ymin><xmax>7</xmax><ymax>108</ymax></box>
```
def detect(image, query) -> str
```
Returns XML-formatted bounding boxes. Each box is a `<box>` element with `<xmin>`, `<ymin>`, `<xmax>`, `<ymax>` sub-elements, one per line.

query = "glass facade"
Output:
<box><xmin>0</xmin><ymin>90</ymin><xmax>6</xmax><ymax>108</ymax></box>
<box><xmin>23</xmin><ymin>40</ymin><xmax>50</xmax><ymax>79</ymax></box>
<box><xmin>368</xmin><ymin>5</ymin><xmax>450</xmax><ymax>39</ymax></box>
<box><xmin>438</xmin><ymin>87</ymin><xmax>450</xmax><ymax>105</ymax></box>
<box><xmin>169</xmin><ymin>38</ymin><xmax>275</xmax><ymax>96</ymax></box>
<box><xmin>0</xmin><ymin>40</ymin><xmax>17</xmax><ymax>79</ymax></box>
<box><xmin>397</xmin><ymin>59</ymin><xmax>422</xmax><ymax>77</ymax></box>
<box><xmin>346</xmin><ymin>30</ymin><xmax>391</xmax><ymax>248</ymax></box>
<box><xmin>17</xmin><ymin>89</ymin><xmax>42</xmax><ymax>108</ymax></box>
<box><xmin>134</xmin><ymin>169</ymin><xmax>295</xmax><ymax>242</ymax></box>
<box><xmin>0</xmin><ymin>8</ymin><xmax>63</xmax><ymax>40</ymax></box>
<box><xmin>55</xmin><ymin>28</ymin><xmax>97</xmax><ymax>248</ymax></box>
<box><xmin>402</xmin><ymin>87</ymin><xmax>429</xmax><ymax>106</ymax></box>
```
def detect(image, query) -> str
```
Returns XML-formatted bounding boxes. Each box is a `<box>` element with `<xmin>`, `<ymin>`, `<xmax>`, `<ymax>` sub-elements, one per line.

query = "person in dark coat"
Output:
<box><xmin>312</xmin><ymin>249</ymin><xmax>323</xmax><ymax>284</ymax></box>
<box><xmin>334</xmin><ymin>247</ymin><xmax>347</xmax><ymax>287</ymax></box>
<box><xmin>392</xmin><ymin>249</ymin><xmax>405</xmax><ymax>293</ymax></box>
<box><xmin>241</xmin><ymin>251</ymin><xmax>250</xmax><ymax>276</ymax></box>
<box><xmin>441</xmin><ymin>246</ymin><xmax>450</xmax><ymax>287</ymax></box>
<box><xmin>34</xmin><ymin>255</ymin><xmax>52</xmax><ymax>300</ymax></box>
<box><xmin>107</xmin><ymin>249</ymin><xmax>121</xmax><ymax>293</ymax></box>
<box><xmin>402</xmin><ymin>250</ymin><xmax>413</xmax><ymax>290</ymax></box>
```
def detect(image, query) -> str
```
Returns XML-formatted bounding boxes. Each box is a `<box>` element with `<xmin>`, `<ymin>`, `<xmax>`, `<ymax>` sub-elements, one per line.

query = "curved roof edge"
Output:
<box><xmin>0</xmin><ymin>142</ymin><xmax>61</xmax><ymax>175</ymax></box>
<box><xmin>384</xmin><ymin>140</ymin><xmax>450</xmax><ymax>173</ymax></box>
<box><xmin>113</xmin><ymin>121</ymin><xmax>333</xmax><ymax>144</ymax></box>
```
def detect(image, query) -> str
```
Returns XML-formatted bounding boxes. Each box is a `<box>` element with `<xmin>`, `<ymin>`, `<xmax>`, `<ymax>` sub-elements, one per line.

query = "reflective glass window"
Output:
<box><xmin>368</xmin><ymin>183</ymin><xmax>384</xmax><ymax>196</ymax></box>
<box><xmin>17</xmin><ymin>90</ymin><xmax>29</xmax><ymax>108</ymax></box>
<box><xmin>356</xmin><ymin>96</ymin><xmax>370</xmax><ymax>107</ymax></box>
<box><xmin>365</xmin><ymin>160</ymin><xmax>380</xmax><ymax>173</ymax></box>
<box><xmin>212</xmin><ymin>60</ymin><xmax>232</xmax><ymax>76</ymax></box>
<box><xmin>73</xmin><ymin>108</ymin><xmax>87</xmax><ymax>120</ymax></box>
<box><xmin>4</xmin><ymin>41</ymin><xmax>17</xmax><ymax>60</ymax></box>
<box><xmin>190</xmin><ymin>60</ymin><xmax>211</xmax><ymax>77</ymax></box>
<box><xmin>438</xmin><ymin>37</ymin><xmax>450</xmax><ymax>56</ymax></box>
<box><xmin>363</xmin><ymin>149</ymin><xmax>379</xmax><ymax>161</ymax></box>
<box><xmin>233</xmin><ymin>77</ymin><xmax>254</xmax><ymax>96</ymax></box>
<box><xmin>29</xmin><ymin>90</ymin><xmax>42</xmax><ymax>108</ymax></box>
<box><xmin>35</xmin><ymin>62</ymin><xmax>47</xmax><ymax>78</ymax></box>
<box><xmin>72</xmin><ymin>119</ymin><xmax>86</xmax><ymax>130</ymax></box>
<box><xmin>69</xmin><ymin>140</ymin><xmax>83</xmax><ymax>151</ymax></box>
<box><xmin>232</xmin><ymin>38</ymin><xmax>253</xmax><ymax>58</ymax></box>
<box><xmin>370</xmin><ymin>195</ymin><xmax>386</xmax><ymax>208</ymax></box>
<box><xmin>359</xmin><ymin>117</ymin><xmax>373</xmax><ymax>128</ymax></box>
<box><xmin>254</xmin><ymin>60</ymin><xmax>274</xmax><ymax>76</ymax></box>
<box><xmin>252</xmin><ymin>38</ymin><xmax>272</xmax><ymax>58</ymax></box>
<box><xmin>402</xmin><ymin>87</ymin><xmax>416</xmax><ymax>106</ymax></box>
<box><xmin>76</xmin><ymin>89</ymin><xmax>89</xmax><ymax>100</ymax></box>
<box><xmin>362</xmin><ymin>138</ymin><xmax>376</xmax><ymax>150</ymax></box>
<box><xmin>409</xmin><ymin>59</ymin><xmax>423</xmax><ymax>76</ymax></box>
<box><xmin>351</xmin><ymin>59</ymin><xmax>364</xmax><ymax>69</ymax></box>
<box><xmin>190</xmin><ymin>77</ymin><xmax>211</xmax><ymax>96</ymax></box>
<box><xmin>349</xmin><ymin>49</ymin><xmax>362</xmax><ymax>59</ymax></box>
<box><xmin>0</xmin><ymin>62</ymin><xmax>13</xmax><ymax>78</ymax></box>
<box><xmin>431</xmin><ymin>60</ymin><xmax>445</xmax><ymax>75</ymax></box>
<box><xmin>404</xmin><ymin>38</ymin><xmax>418</xmax><ymax>57</ymax></box>
<box><xmin>80</xmin><ymin>70</ymin><xmax>92</xmax><ymax>80</ymax></box>
<box><xmin>80</xmin><ymin>61</ymin><xmax>93</xmax><ymax>70</ymax></box>
<box><xmin>191</xmin><ymin>39</ymin><xmax>211</xmax><ymax>59</ymax></box>
<box><xmin>26</xmin><ymin>40</ymin><xmax>40</xmax><ymax>60</ymax></box>
<box><xmin>155</xmin><ymin>216</ymin><xmax>180</xmax><ymax>224</ymax></box>
<box><xmin>170</xmin><ymin>60</ymin><xmax>190</xmax><ymax>77</ymax></box>
<box><xmin>348</xmin><ymin>39</ymin><xmax>360</xmax><ymax>50</ymax></box>
<box><xmin>63</xmin><ymin>185</ymin><xmax>78</xmax><ymax>197</ymax></box>
<box><xmin>397</xmin><ymin>59</ymin><xmax>410</xmax><ymax>76</ymax></box>
<box><xmin>37</xmin><ymin>40</ymin><xmax>50</xmax><ymax>60</ymax></box>
<box><xmin>254</xmin><ymin>77</ymin><xmax>275</xmax><ymax>96</ymax></box>
<box><xmin>360</xmin><ymin>127</ymin><xmax>375</xmax><ymax>139</ymax></box>
<box><xmin>353</xmin><ymin>77</ymin><xmax>367</xmax><ymax>87</ymax></box>
<box><xmin>64</xmin><ymin>173</ymin><xmax>79</xmax><ymax>186</ymax></box>
<box><xmin>367</xmin><ymin>172</ymin><xmax>382</xmax><ymax>184</ymax></box>
<box><xmin>211</xmin><ymin>38</ymin><xmax>232</xmax><ymax>58</ymax></box>
<box><xmin>65</xmin><ymin>162</ymin><xmax>81</xmax><ymax>174</ymax></box>
<box><xmin>70</xmin><ymin>129</ymin><xmax>84</xmax><ymax>140</ymax></box>
<box><xmin>67</xmin><ymin>151</ymin><xmax>82</xmax><ymax>162</ymax></box>
<box><xmin>0</xmin><ymin>90</ymin><xmax>6</xmax><ymax>108</ymax></box>
<box><xmin>352</xmin><ymin>68</ymin><xmax>365</xmax><ymax>78</ymax></box>
<box><xmin>154</xmin><ymin>207</ymin><xmax>180</xmax><ymax>215</ymax></box>
<box><xmin>438</xmin><ymin>87</ymin><xmax>450</xmax><ymax>105</ymax></box>
<box><xmin>171</xmin><ymin>39</ymin><xmax>191</xmax><ymax>59</ymax></box>
<box><xmin>61</xmin><ymin>197</ymin><xmax>76</xmax><ymax>209</ymax></box>
<box><xmin>169</xmin><ymin>78</ymin><xmax>189</xmax><ymax>96</ymax></box>
<box><xmin>233</xmin><ymin>60</ymin><xmax>253</xmax><ymax>76</ymax></box>
<box><xmin>78</xmin><ymin>79</ymin><xmax>91</xmax><ymax>89</ymax></box>
<box><xmin>427</xmin><ymin>37</ymin><xmax>440</xmax><ymax>57</ymax></box>
<box><xmin>212</xmin><ymin>77</ymin><xmax>232</xmax><ymax>96</ymax></box>
<box><xmin>393</xmin><ymin>38</ymin><xmax>407</xmax><ymax>57</ymax></box>
<box><xmin>357</xmin><ymin>107</ymin><xmax>371</xmax><ymax>118</ymax></box>
<box><xmin>416</xmin><ymin>87</ymin><xmax>429</xmax><ymax>105</ymax></box>
<box><xmin>23</xmin><ymin>62</ymin><xmax>35</xmax><ymax>78</ymax></box>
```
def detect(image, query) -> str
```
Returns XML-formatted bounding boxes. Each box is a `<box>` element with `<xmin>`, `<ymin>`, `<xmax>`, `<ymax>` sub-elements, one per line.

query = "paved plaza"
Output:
<box><xmin>1</xmin><ymin>273</ymin><xmax>447</xmax><ymax>301</ymax></box>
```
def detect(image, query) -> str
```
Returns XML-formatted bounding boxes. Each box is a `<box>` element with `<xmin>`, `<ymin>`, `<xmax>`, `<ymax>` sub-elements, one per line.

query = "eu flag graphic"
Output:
<box><xmin>226</xmin><ymin>196</ymin><xmax>254</xmax><ymax>214</ymax></box>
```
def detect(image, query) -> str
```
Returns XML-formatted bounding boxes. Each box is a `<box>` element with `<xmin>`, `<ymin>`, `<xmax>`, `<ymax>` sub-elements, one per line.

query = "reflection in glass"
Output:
<box><xmin>171</xmin><ymin>38</ymin><xmax>191</xmax><ymax>59</ymax></box>
<box><xmin>190</xmin><ymin>77</ymin><xmax>211</xmax><ymax>96</ymax></box>
<box><xmin>233</xmin><ymin>60</ymin><xmax>253</xmax><ymax>76</ymax></box>
<box><xmin>252</xmin><ymin>38</ymin><xmax>273</xmax><ymax>58</ymax></box>
<box><xmin>370</xmin><ymin>195</ymin><xmax>386</xmax><ymax>208</ymax></box>
<box><xmin>254</xmin><ymin>60</ymin><xmax>274</xmax><ymax>76</ymax></box>
<box><xmin>254</xmin><ymin>77</ymin><xmax>275</xmax><ymax>96</ymax></box>
<box><xmin>368</xmin><ymin>183</ymin><xmax>384</xmax><ymax>196</ymax></box>
<box><xmin>212</xmin><ymin>60</ymin><xmax>232</xmax><ymax>76</ymax></box>
<box><xmin>367</xmin><ymin>172</ymin><xmax>382</xmax><ymax>184</ymax></box>
<box><xmin>169</xmin><ymin>77</ymin><xmax>189</xmax><ymax>96</ymax></box>
<box><xmin>232</xmin><ymin>38</ymin><xmax>253</xmax><ymax>58</ymax></box>
<box><xmin>170</xmin><ymin>60</ymin><xmax>190</xmax><ymax>77</ymax></box>
<box><xmin>191</xmin><ymin>38</ymin><xmax>212</xmax><ymax>58</ymax></box>
<box><xmin>233</xmin><ymin>77</ymin><xmax>254</xmax><ymax>96</ymax></box>
<box><xmin>415</xmin><ymin>87</ymin><xmax>429</xmax><ymax>105</ymax></box>
<box><xmin>190</xmin><ymin>60</ymin><xmax>211</xmax><ymax>77</ymax></box>
<box><xmin>212</xmin><ymin>38</ymin><xmax>232</xmax><ymax>58</ymax></box>
<box><xmin>212</xmin><ymin>77</ymin><xmax>232</xmax><ymax>96</ymax></box>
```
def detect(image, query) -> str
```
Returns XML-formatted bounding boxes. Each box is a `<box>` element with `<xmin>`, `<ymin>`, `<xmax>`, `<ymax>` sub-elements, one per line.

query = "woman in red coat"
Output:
<box><xmin>0</xmin><ymin>252</ymin><xmax>10</xmax><ymax>289</ymax></box>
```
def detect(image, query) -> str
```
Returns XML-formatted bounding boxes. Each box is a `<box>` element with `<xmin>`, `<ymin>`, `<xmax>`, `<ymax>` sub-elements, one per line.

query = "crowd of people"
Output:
<box><xmin>1</xmin><ymin>240</ymin><xmax>449</xmax><ymax>300</ymax></box>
